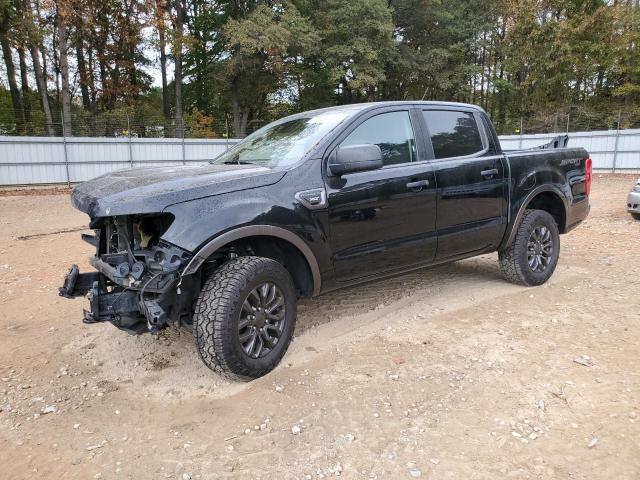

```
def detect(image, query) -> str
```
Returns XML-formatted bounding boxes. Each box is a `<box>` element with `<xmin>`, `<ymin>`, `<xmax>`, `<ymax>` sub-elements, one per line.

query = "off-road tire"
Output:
<box><xmin>193</xmin><ymin>256</ymin><xmax>297</xmax><ymax>381</ymax></box>
<box><xmin>631</xmin><ymin>212</ymin><xmax>640</xmax><ymax>221</ymax></box>
<box><xmin>498</xmin><ymin>209</ymin><xmax>560</xmax><ymax>286</ymax></box>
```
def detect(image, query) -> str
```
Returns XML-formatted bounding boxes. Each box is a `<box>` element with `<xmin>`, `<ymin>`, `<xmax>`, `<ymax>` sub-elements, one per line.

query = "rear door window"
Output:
<box><xmin>422</xmin><ymin>110</ymin><xmax>484</xmax><ymax>159</ymax></box>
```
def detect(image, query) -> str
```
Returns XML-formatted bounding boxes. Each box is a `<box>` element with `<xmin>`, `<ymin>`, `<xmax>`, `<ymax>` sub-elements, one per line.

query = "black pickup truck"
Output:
<box><xmin>60</xmin><ymin>101</ymin><xmax>591</xmax><ymax>380</ymax></box>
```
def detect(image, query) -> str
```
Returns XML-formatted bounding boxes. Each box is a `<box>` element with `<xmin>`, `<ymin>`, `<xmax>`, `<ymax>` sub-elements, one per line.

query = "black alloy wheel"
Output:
<box><xmin>498</xmin><ymin>209</ymin><xmax>560</xmax><ymax>286</ymax></box>
<box><xmin>527</xmin><ymin>225</ymin><xmax>554</xmax><ymax>272</ymax></box>
<box><xmin>238</xmin><ymin>282</ymin><xmax>286</xmax><ymax>359</ymax></box>
<box><xmin>193</xmin><ymin>256</ymin><xmax>297</xmax><ymax>380</ymax></box>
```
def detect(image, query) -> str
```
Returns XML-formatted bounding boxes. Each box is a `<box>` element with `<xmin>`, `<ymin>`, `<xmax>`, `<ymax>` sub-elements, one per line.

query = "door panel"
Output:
<box><xmin>325</xmin><ymin>109</ymin><xmax>437</xmax><ymax>282</ymax></box>
<box><xmin>420</xmin><ymin>108</ymin><xmax>507</xmax><ymax>259</ymax></box>
<box><xmin>327</xmin><ymin>163</ymin><xmax>437</xmax><ymax>281</ymax></box>
<box><xmin>433</xmin><ymin>155</ymin><xmax>507</xmax><ymax>258</ymax></box>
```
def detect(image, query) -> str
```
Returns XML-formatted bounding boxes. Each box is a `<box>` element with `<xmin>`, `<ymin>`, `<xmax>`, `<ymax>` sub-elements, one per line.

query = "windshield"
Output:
<box><xmin>212</xmin><ymin>111</ymin><xmax>352</xmax><ymax>168</ymax></box>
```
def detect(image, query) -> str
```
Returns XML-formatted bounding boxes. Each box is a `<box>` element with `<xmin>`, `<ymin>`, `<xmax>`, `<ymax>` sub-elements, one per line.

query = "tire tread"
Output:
<box><xmin>499</xmin><ymin>209</ymin><xmax>560</xmax><ymax>286</ymax></box>
<box><xmin>193</xmin><ymin>256</ymin><xmax>295</xmax><ymax>381</ymax></box>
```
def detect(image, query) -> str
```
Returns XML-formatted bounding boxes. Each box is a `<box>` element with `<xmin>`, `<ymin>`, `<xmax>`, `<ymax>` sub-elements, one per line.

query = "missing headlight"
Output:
<box><xmin>90</xmin><ymin>213</ymin><xmax>175</xmax><ymax>254</ymax></box>
<box><xmin>132</xmin><ymin>213</ymin><xmax>175</xmax><ymax>249</ymax></box>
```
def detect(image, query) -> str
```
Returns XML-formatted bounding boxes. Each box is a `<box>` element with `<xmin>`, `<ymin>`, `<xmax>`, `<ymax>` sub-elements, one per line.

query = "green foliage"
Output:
<box><xmin>385</xmin><ymin>0</ymin><xmax>496</xmax><ymax>101</ymax></box>
<box><xmin>1</xmin><ymin>0</ymin><xmax>640</xmax><ymax>137</ymax></box>
<box><xmin>225</xmin><ymin>3</ymin><xmax>318</xmax><ymax>57</ymax></box>
<box><xmin>184</xmin><ymin>109</ymin><xmax>219</xmax><ymax>138</ymax></box>
<box><xmin>0</xmin><ymin>86</ymin><xmax>16</xmax><ymax>135</ymax></box>
<box><xmin>313</xmin><ymin>0</ymin><xmax>394</xmax><ymax>95</ymax></box>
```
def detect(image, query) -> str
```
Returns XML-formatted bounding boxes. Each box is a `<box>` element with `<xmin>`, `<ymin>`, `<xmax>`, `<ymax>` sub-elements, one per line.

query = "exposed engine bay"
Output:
<box><xmin>59</xmin><ymin>213</ymin><xmax>197</xmax><ymax>334</ymax></box>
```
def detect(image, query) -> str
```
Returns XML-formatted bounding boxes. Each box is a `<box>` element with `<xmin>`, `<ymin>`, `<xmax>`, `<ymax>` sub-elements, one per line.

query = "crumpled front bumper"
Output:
<box><xmin>58</xmin><ymin>211</ymin><xmax>195</xmax><ymax>335</ymax></box>
<box><xmin>59</xmin><ymin>264</ymin><xmax>148</xmax><ymax>334</ymax></box>
<box><xmin>58</xmin><ymin>264</ymin><xmax>98</xmax><ymax>299</ymax></box>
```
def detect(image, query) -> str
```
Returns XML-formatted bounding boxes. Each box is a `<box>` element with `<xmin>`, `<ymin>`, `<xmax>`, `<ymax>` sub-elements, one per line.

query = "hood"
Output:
<box><xmin>72</xmin><ymin>163</ymin><xmax>286</xmax><ymax>218</ymax></box>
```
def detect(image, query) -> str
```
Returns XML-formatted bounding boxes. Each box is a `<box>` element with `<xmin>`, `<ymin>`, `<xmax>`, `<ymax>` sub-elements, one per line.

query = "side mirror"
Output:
<box><xmin>328</xmin><ymin>144</ymin><xmax>384</xmax><ymax>176</ymax></box>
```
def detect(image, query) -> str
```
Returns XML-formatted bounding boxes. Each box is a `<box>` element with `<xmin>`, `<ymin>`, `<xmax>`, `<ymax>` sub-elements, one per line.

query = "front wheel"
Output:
<box><xmin>631</xmin><ymin>212</ymin><xmax>640</xmax><ymax>221</ymax></box>
<box><xmin>498</xmin><ymin>209</ymin><xmax>560</xmax><ymax>286</ymax></box>
<box><xmin>193</xmin><ymin>256</ymin><xmax>297</xmax><ymax>381</ymax></box>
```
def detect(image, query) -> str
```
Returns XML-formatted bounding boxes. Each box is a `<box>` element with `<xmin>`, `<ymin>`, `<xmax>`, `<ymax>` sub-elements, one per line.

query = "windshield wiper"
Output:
<box><xmin>223</xmin><ymin>160</ymin><xmax>256</xmax><ymax>165</ymax></box>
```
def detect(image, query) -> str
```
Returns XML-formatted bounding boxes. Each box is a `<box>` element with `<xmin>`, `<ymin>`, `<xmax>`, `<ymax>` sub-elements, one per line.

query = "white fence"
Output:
<box><xmin>0</xmin><ymin>136</ymin><xmax>240</xmax><ymax>186</ymax></box>
<box><xmin>1</xmin><ymin>128</ymin><xmax>639</xmax><ymax>185</ymax></box>
<box><xmin>500</xmin><ymin>128</ymin><xmax>640</xmax><ymax>171</ymax></box>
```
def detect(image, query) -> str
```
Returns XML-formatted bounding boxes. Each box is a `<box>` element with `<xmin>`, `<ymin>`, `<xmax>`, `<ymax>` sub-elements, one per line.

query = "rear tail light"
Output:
<box><xmin>585</xmin><ymin>157</ymin><xmax>592</xmax><ymax>196</ymax></box>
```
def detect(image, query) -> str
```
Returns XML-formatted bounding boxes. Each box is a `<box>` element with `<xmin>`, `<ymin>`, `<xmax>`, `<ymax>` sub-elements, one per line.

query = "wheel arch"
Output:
<box><xmin>182</xmin><ymin>225</ymin><xmax>321</xmax><ymax>297</ymax></box>
<box><xmin>501</xmin><ymin>186</ymin><xmax>568</xmax><ymax>250</ymax></box>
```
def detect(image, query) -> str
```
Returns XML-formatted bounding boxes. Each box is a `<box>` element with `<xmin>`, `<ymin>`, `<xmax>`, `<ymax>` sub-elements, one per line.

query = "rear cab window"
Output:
<box><xmin>422</xmin><ymin>110</ymin><xmax>485</xmax><ymax>159</ymax></box>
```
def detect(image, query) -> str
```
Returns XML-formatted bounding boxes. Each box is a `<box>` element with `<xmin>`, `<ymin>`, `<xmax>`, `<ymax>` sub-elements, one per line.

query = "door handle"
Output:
<box><xmin>481</xmin><ymin>168</ymin><xmax>499</xmax><ymax>178</ymax></box>
<box><xmin>406</xmin><ymin>179</ymin><xmax>430</xmax><ymax>190</ymax></box>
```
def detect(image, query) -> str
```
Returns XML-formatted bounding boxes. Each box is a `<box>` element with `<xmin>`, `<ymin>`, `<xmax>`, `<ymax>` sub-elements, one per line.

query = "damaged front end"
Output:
<box><xmin>59</xmin><ymin>213</ymin><xmax>195</xmax><ymax>335</ymax></box>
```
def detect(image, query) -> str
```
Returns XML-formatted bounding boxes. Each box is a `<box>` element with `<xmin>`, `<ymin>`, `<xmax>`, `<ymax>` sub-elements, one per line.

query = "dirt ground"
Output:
<box><xmin>1</xmin><ymin>175</ymin><xmax>639</xmax><ymax>480</ymax></box>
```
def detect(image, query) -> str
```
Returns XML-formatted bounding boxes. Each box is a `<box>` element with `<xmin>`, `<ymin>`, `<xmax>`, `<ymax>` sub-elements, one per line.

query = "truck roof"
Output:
<box><xmin>284</xmin><ymin>101</ymin><xmax>486</xmax><ymax>121</ymax></box>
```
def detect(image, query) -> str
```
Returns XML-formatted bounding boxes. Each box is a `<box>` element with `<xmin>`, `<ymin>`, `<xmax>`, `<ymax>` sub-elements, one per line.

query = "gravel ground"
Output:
<box><xmin>0</xmin><ymin>174</ymin><xmax>639</xmax><ymax>480</ymax></box>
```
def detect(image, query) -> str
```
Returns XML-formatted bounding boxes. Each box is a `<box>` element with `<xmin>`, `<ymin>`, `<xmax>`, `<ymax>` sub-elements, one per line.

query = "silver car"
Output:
<box><xmin>629</xmin><ymin>178</ymin><xmax>640</xmax><ymax>220</ymax></box>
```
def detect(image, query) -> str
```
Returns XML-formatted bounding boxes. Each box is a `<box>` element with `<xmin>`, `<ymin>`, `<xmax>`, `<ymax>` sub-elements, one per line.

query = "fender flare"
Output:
<box><xmin>181</xmin><ymin>225</ymin><xmax>322</xmax><ymax>296</ymax></box>
<box><xmin>501</xmin><ymin>185</ymin><xmax>568</xmax><ymax>249</ymax></box>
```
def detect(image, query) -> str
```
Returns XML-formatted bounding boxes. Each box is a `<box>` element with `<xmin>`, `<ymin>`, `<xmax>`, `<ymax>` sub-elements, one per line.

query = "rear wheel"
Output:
<box><xmin>631</xmin><ymin>212</ymin><xmax>640</xmax><ymax>221</ymax></box>
<box><xmin>499</xmin><ymin>209</ymin><xmax>560</xmax><ymax>286</ymax></box>
<box><xmin>193</xmin><ymin>256</ymin><xmax>297</xmax><ymax>381</ymax></box>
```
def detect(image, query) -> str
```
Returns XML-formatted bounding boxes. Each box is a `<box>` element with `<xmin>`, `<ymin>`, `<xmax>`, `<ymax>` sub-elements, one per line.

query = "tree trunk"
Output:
<box><xmin>18</xmin><ymin>46</ymin><xmax>32</xmax><ymax>124</ymax></box>
<box><xmin>75</xmin><ymin>19</ymin><xmax>91</xmax><ymax>110</ymax></box>
<box><xmin>497</xmin><ymin>66</ymin><xmax>506</xmax><ymax>132</ymax></box>
<box><xmin>97</xmin><ymin>50</ymin><xmax>109</xmax><ymax>108</ymax></box>
<box><xmin>24</xmin><ymin>0</ymin><xmax>54</xmax><ymax>135</ymax></box>
<box><xmin>157</xmin><ymin>1</ymin><xmax>170</xmax><ymax>120</ymax></box>
<box><xmin>56</xmin><ymin>4</ymin><xmax>72</xmax><ymax>136</ymax></box>
<box><xmin>232</xmin><ymin>100</ymin><xmax>249</xmax><ymax>138</ymax></box>
<box><xmin>95</xmin><ymin>33</ymin><xmax>109</xmax><ymax>111</ymax></box>
<box><xmin>128</xmin><ymin>42</ymin><xmax>138</xmax><ymax>100</ymax></box>
<box><xmin>39</xmin><ymin>41</ymin><xmax>49</xmax><ymax>100</ymax></box>
<box><xmin>480</xmin><ymin>32</ymin><xmax>487</xmax><ymax>110</ymax></box>
<box><xmin>173</xmin><ymin>0</ymin><xmax>184</xmax><ymax>137</ymax></box>
<box><xmin>124</xmin><ymin>0</ymin><xmax>138</xmax><ymax>100</ymax></box>
<box><xmin>33</xmin><ymin>0</ymin><xmax>48</xmax><ymax>86</ymax></box>
<box><xmin>231</xmin><ymin>78</ymin><xmax>249</xmax><ymax>138</ymax></box>
<box><xmin>87</xmin><ymin>47</ymin><xmax>97</xmax><ymax>108</ymax></box>
<box><xmin>159</xmin><ymin>24</ymin><xmax>170</xmax><ymax>119</ymax></box>
<box><xmin>29</xmin><ymin>45</ymin><xmax>54</xmax><ymax>135</ymax></box>
<box><xmin>0</xmin><ymin>33</ymin><xmax>25</xmax><ymax>133</ymax></box>
<box><xmin>94</xmin><ymin>9</ymin><xmax>111</xmax><ymax>112</ymax></box>
<box><xmin>52</xmin><ymin>21</ymin><xmax>60</xmax><ymax>107</ymax></box>
<box><xmin>490</xmin><ymin>36</ymin><xmax>499</xmax><ymax>120</ymax></box>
